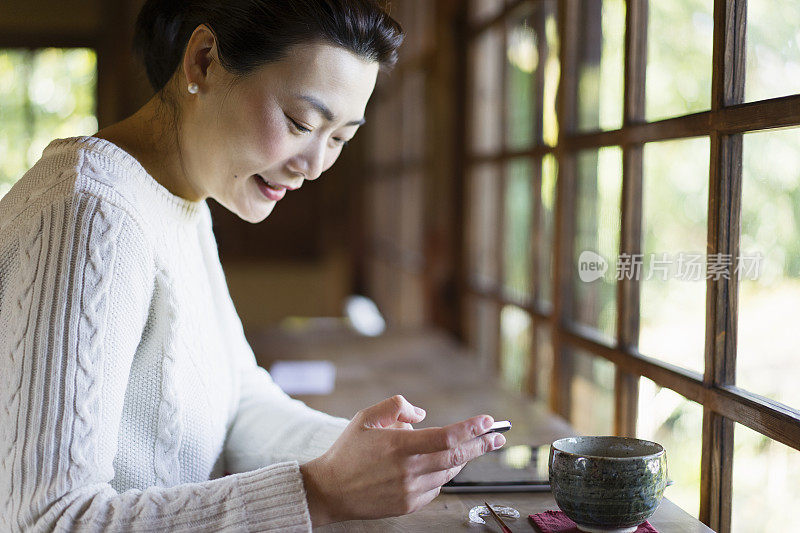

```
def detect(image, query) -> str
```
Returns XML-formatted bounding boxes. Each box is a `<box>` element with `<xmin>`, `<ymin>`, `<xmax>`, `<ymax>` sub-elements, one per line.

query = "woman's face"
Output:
<box><xmin>182</xmin><ymin>37</ymin><xmax>379</xmax><ymax>223</ymax></box>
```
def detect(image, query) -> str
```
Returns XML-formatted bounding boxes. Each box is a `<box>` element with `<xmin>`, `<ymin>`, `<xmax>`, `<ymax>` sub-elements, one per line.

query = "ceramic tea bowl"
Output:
<box><xmin>549</xmin><ymin>436</ymin><xmax>668</xmax><ymax>533</ymax></box>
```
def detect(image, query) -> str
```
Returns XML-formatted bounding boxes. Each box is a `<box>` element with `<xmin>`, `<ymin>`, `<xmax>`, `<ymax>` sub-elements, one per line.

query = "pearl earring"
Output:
<box><xmin>187</xmin><ymin>82</ymin><xmax>199</xmax><ymax>94</ymax></box>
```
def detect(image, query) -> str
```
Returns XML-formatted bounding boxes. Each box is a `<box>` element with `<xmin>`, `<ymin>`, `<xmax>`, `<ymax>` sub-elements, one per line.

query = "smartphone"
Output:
<box><xmin>442</xmin><ymin>443</ymin><xmax>551</xmax><ymax>493</ymax></box>
<box><xmin>481</xmin><ymin>420</ymin><xmax>512</xmax><ymax>435</ymax></box>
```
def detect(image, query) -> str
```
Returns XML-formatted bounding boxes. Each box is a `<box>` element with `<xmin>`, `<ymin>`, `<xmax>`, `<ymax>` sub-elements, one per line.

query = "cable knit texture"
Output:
<box><xmin>0</xmin><ymin>136</ymin><xmax>349</xmax><ymax>532</ymax></box>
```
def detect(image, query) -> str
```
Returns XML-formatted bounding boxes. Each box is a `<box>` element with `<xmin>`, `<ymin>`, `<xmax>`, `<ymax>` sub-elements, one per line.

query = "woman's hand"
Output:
<box><xmin>299</xmin><ymin>395</ymin><xmax>505</xmax><ymax>526</ymax></box>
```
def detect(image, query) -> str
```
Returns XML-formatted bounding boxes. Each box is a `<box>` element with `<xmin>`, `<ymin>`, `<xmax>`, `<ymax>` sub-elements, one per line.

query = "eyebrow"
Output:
<box><xmin>298</xmin><ymin>94</ymin><xmax>366</xmax><ymax>127</ymax></box>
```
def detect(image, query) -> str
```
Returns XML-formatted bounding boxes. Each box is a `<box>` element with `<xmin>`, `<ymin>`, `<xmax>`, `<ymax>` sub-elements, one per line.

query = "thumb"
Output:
<box><xmin>358</xmin><ymin>395</ymin><xmax>426</xmax><ymax>428</ymax></box>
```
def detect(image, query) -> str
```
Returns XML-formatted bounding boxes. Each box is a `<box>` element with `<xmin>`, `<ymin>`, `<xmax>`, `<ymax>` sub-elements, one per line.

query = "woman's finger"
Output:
<box><xmin>411</xmin><ymin>462</ymin><xmax>466</xmax><ymax>494</ymax></box>
<box><xmin>398</xmin><ymin>415</ymin><xmax>494</xmax><ymax>454</ymax></box>
<box><xmin>356</xmin><ymin>395</ymin><xmax>425</xmax><ymax>429</ymax></box>
<box><xmin>415</xmin><ymin>432</ymin><xmax>505</xmax><ymax>475</ymax></box>
<box><xmin>397</xmin><ymin>403</ymin><xmax>426</xmax><ymax>425</ymax></box>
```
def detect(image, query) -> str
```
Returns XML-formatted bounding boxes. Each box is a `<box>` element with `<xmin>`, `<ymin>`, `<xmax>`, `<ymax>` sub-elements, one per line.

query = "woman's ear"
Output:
<box><xmin>182</xmin><ymin>24</ymin><xmax>219</xmax><ymax>91</ymax></box>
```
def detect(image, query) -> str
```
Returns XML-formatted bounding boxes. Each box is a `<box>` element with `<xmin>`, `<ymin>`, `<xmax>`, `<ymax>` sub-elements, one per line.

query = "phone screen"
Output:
<box><xmin>442</xmin><ymin>444</ymin><xmax>551</xmax><ymax>492</ymax></box>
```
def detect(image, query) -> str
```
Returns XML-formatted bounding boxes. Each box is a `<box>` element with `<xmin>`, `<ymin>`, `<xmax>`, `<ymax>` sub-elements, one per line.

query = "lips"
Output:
<box><xmin>255</xmin><ymin>174</ymin><xmax>287</xmax><ymax>201</ymax></box>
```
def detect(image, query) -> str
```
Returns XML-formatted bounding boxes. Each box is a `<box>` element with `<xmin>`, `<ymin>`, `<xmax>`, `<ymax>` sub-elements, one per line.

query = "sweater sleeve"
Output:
<box><xmin>224</xmin><ymin>349</ymin><xmax>350</xmax><ymax>473</ymax></box>
<box><xmin>205</xmin><ymin>245</ymin><xmax>348</xmax><ymax>473</ymax></box>
<box><xmin>0</xmin><ymin>192</ymin><xmax>313</xmax><ymax>532</ymax></box>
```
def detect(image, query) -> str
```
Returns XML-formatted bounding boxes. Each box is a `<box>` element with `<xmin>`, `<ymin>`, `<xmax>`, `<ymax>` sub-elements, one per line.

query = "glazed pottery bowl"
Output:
<box><xmin>549</xmin><ymin>436</ymin><xmax>668</xmax><ymax>533</ymax></box>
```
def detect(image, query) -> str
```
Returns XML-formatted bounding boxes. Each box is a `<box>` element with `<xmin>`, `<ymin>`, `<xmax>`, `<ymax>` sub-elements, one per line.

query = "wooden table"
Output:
<box><xmin>249</xmin><ymin>324</ymin><xmax>714</xmax><ymax>533</ymax></box>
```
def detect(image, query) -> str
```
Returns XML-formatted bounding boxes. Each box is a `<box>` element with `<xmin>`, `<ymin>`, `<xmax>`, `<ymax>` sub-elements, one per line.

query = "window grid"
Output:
<box><xmin>461</xmin><ymin>1</ymin><xmax>800</xmax><ymax>531</ymax></box>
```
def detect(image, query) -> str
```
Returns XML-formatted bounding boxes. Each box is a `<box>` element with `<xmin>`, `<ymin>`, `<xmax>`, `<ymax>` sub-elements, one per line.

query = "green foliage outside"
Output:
<box><xmin>504</xmin><ymin>159</ymin><xmax>533</xmax><ymax>298</ymax></box>
<box><xmin>646</xmin><ymin>0</ymin><xmax>713</xmax><ymax>121</ymax></box>
<box><xmin>0</xmin><ymin>48</ymin><xmax>97</xmax><ymax>200</ymax></box>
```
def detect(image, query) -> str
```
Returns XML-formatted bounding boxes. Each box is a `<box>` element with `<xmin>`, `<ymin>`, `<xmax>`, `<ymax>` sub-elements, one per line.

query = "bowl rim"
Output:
<box><xmin>551</xmin><ymin>435</ymin><xmax>665</xmax><ymax>461</ymax></box>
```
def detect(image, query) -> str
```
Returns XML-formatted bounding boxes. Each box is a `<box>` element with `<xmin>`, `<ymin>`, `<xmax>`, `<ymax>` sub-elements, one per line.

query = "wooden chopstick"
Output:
<box><xmin>483</xmin><ymin>501</ymin><xmax>513</xmax><ymax>533</ymax></box>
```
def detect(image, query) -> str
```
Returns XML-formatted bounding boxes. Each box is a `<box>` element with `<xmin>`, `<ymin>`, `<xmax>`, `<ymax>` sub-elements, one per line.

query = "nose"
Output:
<box><xmin>287</xmin><ymin>139</ymin><xmax>327</xmax><ymax>181</ymax></box>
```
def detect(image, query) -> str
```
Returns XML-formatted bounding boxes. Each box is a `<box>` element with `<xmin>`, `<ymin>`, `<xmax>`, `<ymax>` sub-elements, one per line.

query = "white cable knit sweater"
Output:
<box><xmin>0</xmin><ymin>136</ymin><xmax>349</xmax><ymax>532</ymax></box>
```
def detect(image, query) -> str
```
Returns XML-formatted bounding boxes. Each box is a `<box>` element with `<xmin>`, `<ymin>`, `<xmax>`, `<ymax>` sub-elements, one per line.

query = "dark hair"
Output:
<box><xmin>133</xmin><ymin>0</ymin><xmax>404</xmax><ymax>93</ymax></box>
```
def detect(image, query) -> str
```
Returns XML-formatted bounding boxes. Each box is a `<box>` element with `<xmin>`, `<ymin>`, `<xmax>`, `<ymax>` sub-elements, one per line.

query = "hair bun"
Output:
<box><xmin>133</xmin><ymin>0</ymin><xmax>193</xmax><ymax>92</ymax></box>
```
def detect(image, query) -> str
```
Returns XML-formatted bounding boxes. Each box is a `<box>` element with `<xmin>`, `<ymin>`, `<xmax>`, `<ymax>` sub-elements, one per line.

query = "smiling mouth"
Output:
<box><xmin>255</xmin><ymin>174</ymin><xmax>285</xmax><ymax>191</ymax></box>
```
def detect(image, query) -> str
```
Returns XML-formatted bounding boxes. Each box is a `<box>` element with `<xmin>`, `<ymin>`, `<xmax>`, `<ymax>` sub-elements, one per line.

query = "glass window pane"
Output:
<box><xmin>504</xmin><ymin>159</ymin><xmax>533</xmax><ymax>298</ymax></box>
<box><xmin>0</xmin><ymin>48</ymin><xmax>96</xmax><ymax>200</ymax></box>
<box><xmin>538</xmin><ymin>154</ymin><xmax>557</xmax><ymax>305</ymax></box>
<box><xmin>542</xmin><ymin>2</ymin><xmax>560</xmax><ymax>147</ymax></box>
<box><xmin>535</xmin><ymin>324</ymin><xmax>553</xmax><ymax>404</ymax></box>
<box><xmin>467</xmin><ymin>297</ymin><xmax>500</xmax><ymax>371</ymax></box>
<box><xmin>639</xmin><ymin>137</ymin><xmax>709</xmax><ymax>373</ymax></box>
<box><xmin>572</xmin><ymin>147</ymin><xmax>622</xmax><ymax>343</ymax></box>
<box><xmin>738</xmin><ymin>128</ymin><xmax>800</xmax><ymax>409</ymax></box>
<box><xmin>577</xmin><ymin>0</ymin><xmax>625</xmax><ymax>132</ymax></box>
<box><xmin>646</xmin><ymin>0</ymin><xmax>713</xmax><ymax>121</ymax></box>
<box><xmin>467</xmin><ymin>164</ymin><xmax>501</xmax><ymax>286</ymax></box>
<box><xmin>745</xmin><ymin>0</ymin><xmax>800</xmax><ymax>102</ymax></box>
<box><xmin>506</xmin><ymin>12</ymin><xmax>537</xmax><ymax>150</ymax></box>
<box><xmin>32</xmin><ymin>48</ymin><xmax>96</xmax><ymax>143</ymax></box>
<box><xmin>500</xmin><ymin>305</ymin><xmax>532</xmax><ymax>392</ymax></box>
<box><xmin>0</xmin><ymin>50</ymin><xmax>28</xmax><ymax>192</ymax></box>
<box><xmin>732</xmin><ymin>423</ymin><xmax>800</xmax><ymax>532</ymax></box>
<box><xmin>470</xmin><ymin>27</ymin><xmax>503</xmax><ymax>154</ymax></box>
<box><xmin>637</xmin><ymin>377</ymin><xmax>702</xmax><ymax>519</ymax></box>
<box><xmin>570</xmin><ymin>349</ymin><xmax>614</xmax><ymax>435</ymax></box>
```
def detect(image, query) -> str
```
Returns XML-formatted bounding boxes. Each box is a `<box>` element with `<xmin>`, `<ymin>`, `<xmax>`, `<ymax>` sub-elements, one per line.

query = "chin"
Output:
<box><xmin>240</xmin><ymin>203</ymin><xmax>276</xmax><ymax>224</ymax></box>
<box><xmin>218</xmin><ymin>197</ymin><xmax>277</xmax><ymax>224</ymax></box>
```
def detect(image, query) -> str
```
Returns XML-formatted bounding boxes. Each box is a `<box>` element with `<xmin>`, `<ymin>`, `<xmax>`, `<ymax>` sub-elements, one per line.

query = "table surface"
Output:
<box><xmin>249</xmin><ymin>324</ymin><xmax>714</xmax><ymax>533</ymax></box>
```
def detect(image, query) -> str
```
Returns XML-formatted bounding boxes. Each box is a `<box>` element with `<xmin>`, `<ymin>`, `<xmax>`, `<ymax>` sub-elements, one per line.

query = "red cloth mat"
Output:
<box><xmin>529</xmin><ymin>510</ymin><xmax>658</xmax><ymax>533</ymax></box>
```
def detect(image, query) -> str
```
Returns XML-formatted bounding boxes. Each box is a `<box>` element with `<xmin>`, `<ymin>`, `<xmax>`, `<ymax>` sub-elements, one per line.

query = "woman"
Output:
<box><xmin>0</xmin><ymin>0</ymin><xmax>506</xmax><ymax>531</ymax></box>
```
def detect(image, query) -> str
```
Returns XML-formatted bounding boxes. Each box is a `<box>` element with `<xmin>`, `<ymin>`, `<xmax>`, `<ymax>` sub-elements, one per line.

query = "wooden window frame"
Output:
<box><xmin>459</xmin><ymin>1</ymin><xmax>800</xmax><ymax>531</ymax></box>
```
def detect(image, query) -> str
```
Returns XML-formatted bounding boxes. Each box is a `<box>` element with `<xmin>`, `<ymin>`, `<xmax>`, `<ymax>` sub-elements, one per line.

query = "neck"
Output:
<box><xmin>94</xmin><ymin>95</ymin><xmax>205</xmax><ymax>202</ymax></box>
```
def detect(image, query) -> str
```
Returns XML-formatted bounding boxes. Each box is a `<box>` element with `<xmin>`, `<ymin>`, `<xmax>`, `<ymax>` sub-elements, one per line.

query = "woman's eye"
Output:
<box><xmin>288</xmin><ymin>117</ymin><xmax>312</xmax><ymax>134</ymax></box>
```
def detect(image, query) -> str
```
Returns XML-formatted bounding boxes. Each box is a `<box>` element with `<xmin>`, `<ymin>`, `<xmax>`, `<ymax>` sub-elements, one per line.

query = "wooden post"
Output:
<box><xmin>550</xmin><ymin>0</ymin><xmax>580</xmax><ymax>419</ymax></box>
<box><xmin>699</xmin><ymin>1</ymin><xmax>746</xmax><ymax>531</ymax></box>
<box><xmin>614</xmin><ymin>0</ymin><xmax>647</xmax><ymax>438</ymax></box>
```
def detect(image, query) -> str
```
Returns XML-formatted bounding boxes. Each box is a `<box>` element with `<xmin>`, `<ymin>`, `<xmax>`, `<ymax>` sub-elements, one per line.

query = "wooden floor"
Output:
<box><xmin>248</xmin><ymin>324</ymin><xmax>713</xmax><ymax>532</ymax></box>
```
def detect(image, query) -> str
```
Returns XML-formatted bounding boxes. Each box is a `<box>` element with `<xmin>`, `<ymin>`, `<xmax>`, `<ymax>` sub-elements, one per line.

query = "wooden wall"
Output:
<box><xmin>355</xmin><ymin>0</ymin><xmax>464</xmax><ymax>332</ymax></box>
